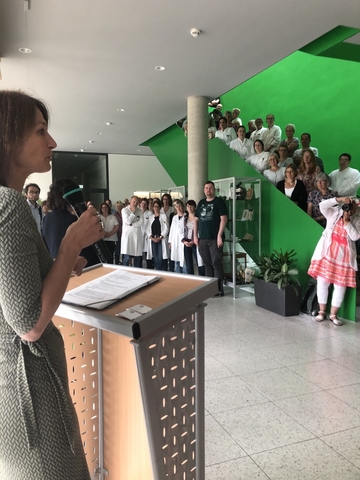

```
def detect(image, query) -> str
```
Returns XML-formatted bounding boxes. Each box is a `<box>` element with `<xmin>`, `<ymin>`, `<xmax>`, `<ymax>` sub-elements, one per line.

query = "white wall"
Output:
<box><xmin>108</xmin><ymin>154</ymin><xmax>175</xmax><ymax>202</ymax></box>
<box><xmin>26</xmin><ymin>154</ymin><xmax>176</xmax><ymax>202</ymax></box>
<box><xmin>25</xmin><ymin>170</ymin><xmax>52</xmax><ymax>201</ymax></box>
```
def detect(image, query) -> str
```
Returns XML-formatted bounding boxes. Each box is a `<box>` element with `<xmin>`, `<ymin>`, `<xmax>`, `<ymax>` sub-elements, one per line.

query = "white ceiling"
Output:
<box><xmin>0</xmin><ymin>0</ymin><xmax>359</xmax><ymax>156</ymax></box>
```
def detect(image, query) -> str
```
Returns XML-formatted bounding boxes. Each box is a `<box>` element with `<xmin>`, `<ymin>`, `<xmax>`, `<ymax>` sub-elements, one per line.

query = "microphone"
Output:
<box><xmin>62</xmin><ymin>180</ymin><xmax>113</xmax><ymax>264</ymax></box>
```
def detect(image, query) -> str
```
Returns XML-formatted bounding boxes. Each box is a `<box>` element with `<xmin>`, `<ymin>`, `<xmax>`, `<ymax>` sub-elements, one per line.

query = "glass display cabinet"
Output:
<box><xmin>213</xmin><ymin>176</ymin><xmax>262</xmax><ymax>298</ymax></box>
<box><xmin>168</xmin><ymin>185</ymin><xmax>187</xmax><ymax>202</ymax></box>
<box><xmin>146</xmin><ymin>186</ymin><xmax>186</xmax><ymax>202</ymax></box>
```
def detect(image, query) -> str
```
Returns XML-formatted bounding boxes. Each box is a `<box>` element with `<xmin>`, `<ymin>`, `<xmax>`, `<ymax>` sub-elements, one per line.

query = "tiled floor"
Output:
<box><xmin>205</xmin><ymin>288</ymin><xmax>360</xmax><ymax>479</ymax></box>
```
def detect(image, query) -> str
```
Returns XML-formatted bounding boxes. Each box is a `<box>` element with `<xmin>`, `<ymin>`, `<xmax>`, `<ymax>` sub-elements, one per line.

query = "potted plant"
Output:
<box><xmin>253</xmin><ymin>249</ymin><xmax>302</xmax><ymax>316</ymax></box>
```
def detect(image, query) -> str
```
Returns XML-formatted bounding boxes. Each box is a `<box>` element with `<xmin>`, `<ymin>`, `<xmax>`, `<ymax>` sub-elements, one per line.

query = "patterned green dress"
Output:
<box><xmin>0</xmin><ymin>187</ymin><xmax>90</xmax><ymax>479</ymax></box>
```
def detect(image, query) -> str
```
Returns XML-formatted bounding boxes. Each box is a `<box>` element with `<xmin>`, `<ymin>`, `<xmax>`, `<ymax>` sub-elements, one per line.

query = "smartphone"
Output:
<box><xmin>126</xmin><ymin>304</ymin><xmax>152</xmax><ymax>315</ymax></box>
<box><xmin>115</xmin><ymin>310</ymin><xmax>142</xmax><ymax>321</ymax></box>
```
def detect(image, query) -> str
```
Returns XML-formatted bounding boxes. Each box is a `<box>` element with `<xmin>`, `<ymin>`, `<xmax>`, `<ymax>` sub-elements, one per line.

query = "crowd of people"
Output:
<box><xmin>24</xmin><ymin>107</ymin><xmax>360</xmax><ymax>327</ymax></box>
<box><xmin>194</xmin><ymin>107</ymin><xmax>360</xmax><ymax>228</ymax></box>
<box><xmin>178</xmin><ymin>103</ymin><xmax>360</xmax><ymax>324</ymax></box>
<box><xmin>37</xmin><ymin>190</ymin><xmax>210</xmax><ymax>279</ymax></box>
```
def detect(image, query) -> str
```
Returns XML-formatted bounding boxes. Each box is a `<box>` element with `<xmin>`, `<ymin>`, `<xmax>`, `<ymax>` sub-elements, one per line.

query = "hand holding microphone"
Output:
<box><xmin>65</xmin><ymin>206</ymin><xmax>106</xmax><ymax>250</ymax></box>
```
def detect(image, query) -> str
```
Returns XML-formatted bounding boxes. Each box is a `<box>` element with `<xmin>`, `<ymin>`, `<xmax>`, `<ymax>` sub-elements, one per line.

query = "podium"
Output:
<box><xmin>54</xmin><ymin>264</ymin><xmax>217</xmax><ymax>480</ymax></box>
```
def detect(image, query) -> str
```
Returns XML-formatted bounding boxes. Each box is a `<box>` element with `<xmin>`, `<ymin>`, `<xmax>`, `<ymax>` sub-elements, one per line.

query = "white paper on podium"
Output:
<box><xmin>62</xmin><ymin>269</ymin><xmax>160</xmax><ymax>310</ymax></box>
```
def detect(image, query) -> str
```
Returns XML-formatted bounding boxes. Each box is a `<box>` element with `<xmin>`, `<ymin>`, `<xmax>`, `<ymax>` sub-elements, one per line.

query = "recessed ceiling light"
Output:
<box><xmin>155</xmin><ymin>66</ymin><xmax>166</xmax><ymax>71</ymax></box>
<box><xmin>96</xmin><ymin>132</ymin><xmax>102</xmax><ymax>135</ymax></box>
<box><xmin>80</xmin><ymin>148</ymin><xmax>86</xmax><ymax>152</ymax></box>
<box><xmin>89</xmin><ymin>140</ymin><xmax>94</xmax><ymax>144</ymax></box>
<box><xmin>136</xmin><ymin>149</ymin><xmax>141</xmax><ymax>152</ymax></box>
<box><xmin>19</xmin><ymin>47</ymin><xmax>31</xmax><ymax>54</ymax></box>
<box><xmin>117</xmin><ymin>108</ymin><xmax>125</xmax><ymax>112</ymax></box>
<box><xmin>106</xmin><ymin>122</ymin><xmax>113</xmax><ymax>126</ymax></box>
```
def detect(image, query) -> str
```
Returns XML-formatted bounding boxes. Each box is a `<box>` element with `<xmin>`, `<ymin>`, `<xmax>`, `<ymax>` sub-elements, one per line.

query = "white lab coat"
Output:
<box><xmin>141</xmin><ymin>209</ymin><xmax>152</xmax><ymax>252</ymax></box>
<box><xmin>146</xmin><ymin>213</ymin><xmax>169</xmax><ymax>260</ymax></box>
<box><xmin>168</xmin><ymin>215</ymin><xmax>185</xmax><ymax>265</ymax></box>
<box><xmin>179</xmin><ymin>216</ymin><xmax>204</xmax><ymax>267</ymax></box>
<box><xmin>121</xmin><ymin>206</ymin><xmax>144</xmax><ymax>256</ymax></box>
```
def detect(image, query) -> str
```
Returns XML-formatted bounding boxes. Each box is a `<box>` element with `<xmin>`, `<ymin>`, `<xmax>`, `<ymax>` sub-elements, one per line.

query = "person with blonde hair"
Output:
<box><xmin>263</xmin><ymin>152</ymin><xmax>285</xmax><ymax>185</ymax></box>
<box><xmin>231</xmin><ymin>107</ymin><xmax>242</xmax><ymax>127</ymax></box>
<box><xmin>168</xmin><ymin>199</ymin><xmax>187</xmax><ymax>273</ymax></box>
<box><xmin>280</xmin><ymin>123</ymin><xmax>299</xmax><ymax>157</ymax></box>
<box><xmin>296</xmin><ymin>148</ymin><xmax>320</xmax><ymax>194</ymax></box>
<box><xmin>121</xmin><ymin>195</ymin><xmax>143</xmax><ymax>267</ymax></box>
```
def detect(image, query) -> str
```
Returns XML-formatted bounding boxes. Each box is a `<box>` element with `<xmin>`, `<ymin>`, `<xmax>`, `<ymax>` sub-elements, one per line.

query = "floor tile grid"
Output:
<box><xmin>204</xmin><ymin>289</ymin><xmax>360</xmax><ymax>479</ymax></box>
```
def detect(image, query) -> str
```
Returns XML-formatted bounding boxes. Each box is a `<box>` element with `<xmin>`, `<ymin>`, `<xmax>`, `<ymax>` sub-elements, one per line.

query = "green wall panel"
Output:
<box><xmin>220</xmin><ymin>50</ymin><xmax>360</xmax><ymax>175</ymax></box>
<box><xmin>144</xmin><ymin>124</ymin><xmax>188</xmax><ymax>185</ymax></box>
<box><xmin>145</xmin><ymin>49</ymin><xmax>358</xmax><ymax>321</ymax></box>
<box><xmin>300</xmin><ymin>25</ymin><xmax>360</xmax><ymax>57</ymax></box>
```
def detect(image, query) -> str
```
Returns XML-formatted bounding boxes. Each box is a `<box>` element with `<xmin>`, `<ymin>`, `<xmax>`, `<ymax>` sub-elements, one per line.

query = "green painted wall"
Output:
<box><xmin>300</xmin><ymin>25</ymin><xmax>360</xmax><ymax>62</ymax></box>
<box><xmin>142</xmin><ymin>125</ymin><xmax>188</xmax><ymax>185</ymax></box>
<box><xmin>220</xmin><ymin>50</ymin><xmax>360</xmax><ymax>173</ymax></box>
<box><xmin>145</xmin><ymin>49</ymin><xmax>359</xmax><ymax>320</ymax></box>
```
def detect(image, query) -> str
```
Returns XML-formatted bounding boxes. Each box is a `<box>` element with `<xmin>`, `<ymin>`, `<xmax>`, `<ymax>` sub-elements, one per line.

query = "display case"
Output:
<box><xmin>168</xmin><ymin>185</ymin><xmax>187</xmax><ymax>202</ymax></box>
<box><xmin>213</xmin><ymin>177</ymin><xmax>262</xmax><ymax>298</ymax></box>
<box><xmin>146</xmin><ymin>186</ymin><xmax>186</xmax><ymax>202</ymax></box>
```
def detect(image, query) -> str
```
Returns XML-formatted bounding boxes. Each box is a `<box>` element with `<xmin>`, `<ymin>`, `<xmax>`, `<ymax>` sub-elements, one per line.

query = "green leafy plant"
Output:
<box><xmin>255</xmin><ymin>249</ymin><xmax>300</xmax><ymax>291</ymax></box>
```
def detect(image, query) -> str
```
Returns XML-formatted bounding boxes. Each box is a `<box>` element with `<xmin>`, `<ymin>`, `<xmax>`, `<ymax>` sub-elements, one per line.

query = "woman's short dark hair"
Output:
<box><xmin>285</xmin><ymin>163</ymin><xmax>298</xmax><ymax>174</ymax></box>
<box><xmin>99</xmin><ymin>202</ymin><xmax>111</xmax><ymax>215</ymax></box>
<box><xmin>186</xmin><ymin>199</ymin><xmax>196</xmax><ymax>208</ymax></box>
<box><xmin>0</xmin><ymin>91</ymin><xmax>49</xmax><ymax>186</ymax></box>
<box><xmin>47</xmin><ymin>179</ymin><xmax>74</xmax><ymax>211</ymax></box>
<box><xmin>254</xmin><ymin>139</ymin><xmax>264</xmax><ymax>150</ymax></box>
<box><xmin>153</xmin><ymin>200</ymin><xmax>162</xmax><ymax>208</ymax></box>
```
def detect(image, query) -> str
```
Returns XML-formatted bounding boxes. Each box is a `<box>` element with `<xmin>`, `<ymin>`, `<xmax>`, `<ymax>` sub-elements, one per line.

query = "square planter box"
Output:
<box><xmin>254</xmin><ymin>277</ymin><xmax>302</xmax><ymax>316</ymax></box>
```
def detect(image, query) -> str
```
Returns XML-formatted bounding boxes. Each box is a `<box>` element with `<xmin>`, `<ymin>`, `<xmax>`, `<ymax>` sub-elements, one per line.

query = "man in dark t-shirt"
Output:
<box><xmin>194</xmin><ymin>181</ymin><xmax>228</xmax><ymax>297</ymax></box>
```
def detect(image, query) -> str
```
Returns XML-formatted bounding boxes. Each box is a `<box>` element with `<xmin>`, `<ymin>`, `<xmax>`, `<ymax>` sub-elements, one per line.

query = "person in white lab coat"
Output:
<box><xmin>168</xmin><ymin>200</ymin><xmax>187</xmax><ymax>273</ymax></box>
<box><xmin>147</xmin><ymin>200</ymin><xmax>169</xmax><ymax>270</ymax></box>
<box><xmin>121</xmin><ymin>196</ymin><xmax>143</xmax><ymax>268</ymax></box>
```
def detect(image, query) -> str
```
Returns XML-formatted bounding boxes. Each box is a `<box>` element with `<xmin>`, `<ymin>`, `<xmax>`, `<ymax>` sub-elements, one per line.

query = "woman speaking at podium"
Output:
<box><xmin>0</xmin><ymin>91</ymin><xmax>105</xmax><ymax>479</ymax></box>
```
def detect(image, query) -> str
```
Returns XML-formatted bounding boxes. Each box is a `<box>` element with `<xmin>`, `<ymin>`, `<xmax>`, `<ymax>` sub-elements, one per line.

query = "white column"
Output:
<box><xmin>187</xmin><ymin>96</ymin><xmax>208</xmax><ymax>203</ymax></box>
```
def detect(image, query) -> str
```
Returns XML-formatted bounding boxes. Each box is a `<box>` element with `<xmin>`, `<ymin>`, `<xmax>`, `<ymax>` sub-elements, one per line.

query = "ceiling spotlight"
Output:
<box><xmin>117</xmin><ymin>108</ymin><xmax>125</xmax><ymax>112</ymax></box>
<box><xmin>80</xmin><ymin>147</ymin><xmax>87</xmax><ymax>152</ymax></box>
<box><xmin>155</xmin><ymin>66</ymin><xmax>166</xmax><ymax>71</ymax></box>
<box><xmin>96</xmin><ymin>132</ymin><xmax>101</xmax><ymax>135</ymax></box>
<box><xmin>106</xmin><ymin>122</ymin><xmax>113</xmax><ymax>126</ymax></box>
<box><xmin>190</xmin><ymin>28</ymin><xmax>201</xmax><ymax>38</ymax></box>
<box><xmin>19</xmin><ymin>47</ymin><xmax>32</xmax><ymax>53</ymax></box>
<box><xmin>89</xmin><ymin>140</ymin><xmax>94</xmax><ymax>144</ymax></box>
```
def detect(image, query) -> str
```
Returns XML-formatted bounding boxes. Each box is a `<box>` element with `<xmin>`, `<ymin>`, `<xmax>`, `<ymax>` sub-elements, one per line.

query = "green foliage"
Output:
<box><xmin>255</xmin><ymin>249</ymin><xmax>300</xmax><ymax>290</ymax></box>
